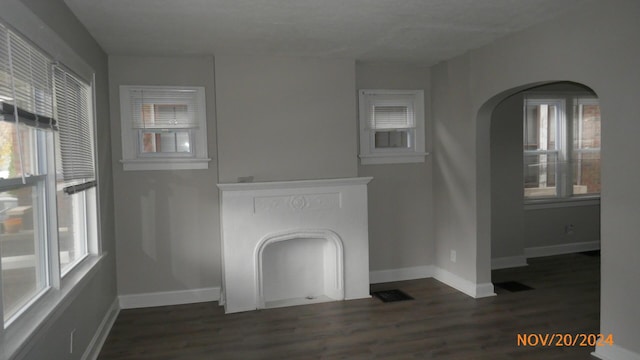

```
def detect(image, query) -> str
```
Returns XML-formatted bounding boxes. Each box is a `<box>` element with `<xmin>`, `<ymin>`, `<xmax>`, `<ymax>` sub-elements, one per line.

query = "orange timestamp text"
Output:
<box><xmin>517</xmin><ymin>333</ymin><xmax>614</xmax><ymax>347</ymax></box>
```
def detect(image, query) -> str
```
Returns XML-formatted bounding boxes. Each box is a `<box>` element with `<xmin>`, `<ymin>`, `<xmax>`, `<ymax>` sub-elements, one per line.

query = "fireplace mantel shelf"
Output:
<box><xmin>217</xmin><ymin>177</ymin><xmax>372</xmax><ymax>192</ymax></box>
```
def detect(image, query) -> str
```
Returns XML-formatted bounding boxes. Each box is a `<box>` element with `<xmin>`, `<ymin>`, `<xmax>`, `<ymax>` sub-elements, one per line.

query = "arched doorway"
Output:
<box><xmin>478</xmin><ymin>80</ymin><xmax>601</xmax><ymax>293</ymax></box>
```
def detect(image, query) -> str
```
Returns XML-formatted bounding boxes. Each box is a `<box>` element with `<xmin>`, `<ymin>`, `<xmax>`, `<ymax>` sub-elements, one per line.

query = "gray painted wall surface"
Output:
<box><xmin>108</xmin><ymin>56</ymin><xmax>221</xmax><ymax>296</ymax></box>
<box><xmin>355</xmin><ymin>62</ymin><xmax>434</xmax><ymax>271</ymax></box>
<box><xmin>490</xmin><ymin>94</ymin><xmax>525</xmax><ymax>259</ymax></box>
<box><xmin>9</xmin><ymin>0</ymin><xmax>117</xmax><ymax>359</ymax></box>
<box><xmin>215</xmin><ymin>56</ymin><xmax>358</xmax><ymax>183</ymax></box>
<box><xmin>432</xmin><ymin>0</ymin><xmax>640</xmax><ymax>353</ymax></box>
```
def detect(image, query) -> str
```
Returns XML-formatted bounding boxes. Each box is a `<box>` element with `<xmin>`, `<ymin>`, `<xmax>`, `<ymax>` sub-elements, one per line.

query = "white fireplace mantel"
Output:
<box><xmin>217</xmin><ymin>177</ymin><xmax>372</xmax><ymax>314</ymax></box>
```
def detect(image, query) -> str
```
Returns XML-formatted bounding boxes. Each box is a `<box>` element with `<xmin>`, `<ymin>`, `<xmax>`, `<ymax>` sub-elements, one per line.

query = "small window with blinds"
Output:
<box><xmin>119</xmin><ymin>85</ymin><xmax>209</xmax><ymax>170</ymax></box>
<box><xmin>358</xmin><ymin>89</ymin><xmax>427</xmax><ymax>165</ymax></box>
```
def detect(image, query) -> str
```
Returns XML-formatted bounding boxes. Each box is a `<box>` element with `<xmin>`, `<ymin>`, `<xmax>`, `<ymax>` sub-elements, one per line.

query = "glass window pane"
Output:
<box><xmin>574</xmin><ymin>103</ymin><xmax>601</xmax><ymax>150</ymax></box>
<box><xmin>57</xmin><ymin>188</ymin><xmax>87</xmax><ymax>273</ymax></box>
<box><xmin>524</xmin><ymin>103</ymin><xmax>558</xmax><ymax>151</ymax></box>
<box><xmin>572</xmin><ymin>151</ymin><xmax>601</xmax><ymax>195</ymax></box>
<box><xmin>524</xmin><ymin>153</ymin><xmax>558</xmax><ymax>198</ymax></box>
<box><xmin>140</xmin><ymin>131</ymin><xmax>191</xmax><ymax>154</ymax></box>
<box><xmin>374</xmin><ymin>130</ymin><xmax>409</xmax><ymax>149</ymax></box>
<box><xmin>0</xmin><ymin>121</ymin><xmax>40</xmax><ymax>178</ymax></box>
<box><xmin>0</xmin><ymin>186</ymin><xmax>48</xmax><ymax>322</ymax></box>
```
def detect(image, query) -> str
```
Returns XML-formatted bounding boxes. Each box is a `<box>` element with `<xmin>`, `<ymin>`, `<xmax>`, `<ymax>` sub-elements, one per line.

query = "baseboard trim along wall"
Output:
<box><xmin>431</xmin><ymin>267</ymin><xmax>496</xmax><ymax>298</ymax></box>
<box><xmin>592</xmin><ymin>344</ymin><xmax>640</xmax><ymax>360</ymax></box>
<box><xmin>524</xmin><ymin>240</ymin><xmax>600</xmax><ymax>259</ymax></box>
<box><xmin>491</xmin><ymin>241</ymin><xmax>601</xmax><ymax>270</ymax></box>
<box><xmin>369</xmin><ymin>265</ymin><xmax>434</xmax><ymax>284</ymax></box>
<box><xmin>82</xmin><ymin>298</ymin><xmax>120</xmax><ymax>360</ymax></box>
<box><xmin>370</xmin><ymin>266</ymin><xmax>496</xmax><ymax>299</ymax></box>
<box><xmin>119</xmin><ymin>287</ymin><xmax>221</xmax><ymax>309</ymax></box>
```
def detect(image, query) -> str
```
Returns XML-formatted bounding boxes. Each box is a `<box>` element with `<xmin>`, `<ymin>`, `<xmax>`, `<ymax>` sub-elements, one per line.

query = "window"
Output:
<box><xmin>119</xmin><ymin>85</ymin><xmax>210</xmax><ymax>170</ymax></box>
<box><xmin>523</xmin><ymin>94</ymin><xmax>601</xmax><ymax>201</ymax></box>
<box><xmin>0</xmin><ymin>22</ymin><xmax>98</xmax><ymax>329</ymax></box>
<box><xmin>358</xmin><ymin>89</ymin><xmax>427</xmax><ymax>165</ymax></box>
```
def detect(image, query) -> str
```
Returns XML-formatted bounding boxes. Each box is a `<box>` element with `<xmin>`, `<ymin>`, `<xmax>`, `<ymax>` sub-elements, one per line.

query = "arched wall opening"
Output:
<box><xmin>475</xmin><ymin>80</ymin><xmax>601</xmax><ymax>282</ymax></box>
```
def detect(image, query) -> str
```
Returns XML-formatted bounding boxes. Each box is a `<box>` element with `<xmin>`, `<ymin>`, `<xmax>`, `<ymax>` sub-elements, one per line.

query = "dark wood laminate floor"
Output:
<box><xmin>98</xmin><ymin>253</ymin><xmax>600</xmax><ymax>359</ymax></box>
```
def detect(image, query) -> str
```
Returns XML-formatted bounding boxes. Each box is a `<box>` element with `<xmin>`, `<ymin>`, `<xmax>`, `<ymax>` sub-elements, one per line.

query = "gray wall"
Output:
<box><xmin>432</xmin><ymin>0</ymin><xmax>640</xmax><ymax>353</ymax></box>
<box><xmin>490</xmin><ymin>94</ymin><xmax>525</xmax><ymax>260</ymax></box>
<box><xmin>490</xmin><ymin>90</ymin><xmax>600</xmax><ymax>261</ymax></box>
<box><xmin>215</xmin><ymin>56</ymin><xmax>358</xmax><ymax>183</ymax></box>
<box><xmin>9</xmin><ymin>0</ymin><xmax>117</xmax><ymax>359</ymax></box>
<box><xmin>355</xmin><ymin>62</ymin><xmax>434</xmax><ymax>271</ymax></box>
<box><xmin>108</xmin><ymin>56</ymin><xmax>220</xmax><ymax>296</ymax></box>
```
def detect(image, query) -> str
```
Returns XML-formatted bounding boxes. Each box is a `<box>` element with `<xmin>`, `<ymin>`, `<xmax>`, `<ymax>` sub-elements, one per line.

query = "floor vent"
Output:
<box><xmin>494</xmin><ymin>281</ymin><xmax>534</xmax><ymax>292</ymax></box>
<box><xmin>372</xmin><ymin>289</ymin><xmax>414</xmax><ymax>302</ymax></box>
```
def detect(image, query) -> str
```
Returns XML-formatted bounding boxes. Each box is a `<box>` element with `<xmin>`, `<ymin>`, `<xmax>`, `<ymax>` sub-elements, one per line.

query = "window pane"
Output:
<box><xmin>57</xmin><ymin>187</ymin><xmax>87</xmax><ymax>273</ymax></box>
<box><xmin>374</xmin><ymin>130</ymin><xmax>409</xmax><ymax>149</ymax></box>
<box><xmin>573</xmin><ymin>151</ymin><xmax>600</xmax><ymax>195</ymax></box>
<box><xmin>0</xmin><ymin>186</ymin><xmax>47</xmax><ymax>322</ymax></box>
<box><xmin>574</xmin><ymin>103</ymin><xmax>601</xmax><ymax>150</ymax></box>
<box><xmin>524</xmin><ymin>103</ymin><xmax>558</xmax><ymax>151</ymax></box>
<box><xmin>140</xmin><ymin>131</ymin><xmax>191</xmax><ymax>154</ymax></box>
<box><xmin>0</xmin><ymin>121</ymin><xmax>40</xmax><ymax>178</ymax></box>
<box><xmin>524</xmin><ymin>153</ymin><xmax>558</xmax><ymax>198</ymax></box>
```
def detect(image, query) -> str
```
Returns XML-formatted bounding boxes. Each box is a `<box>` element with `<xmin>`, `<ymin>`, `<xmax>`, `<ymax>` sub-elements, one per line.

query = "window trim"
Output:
<box><xmin>358</xmin><ymin>89</ymin><xmax>428</xmax><ymax>165</ymax></box>
<box><xmin>119</xmin><ymin>85</ymin><xmax>211</xmax><ymax>171</ymax></box>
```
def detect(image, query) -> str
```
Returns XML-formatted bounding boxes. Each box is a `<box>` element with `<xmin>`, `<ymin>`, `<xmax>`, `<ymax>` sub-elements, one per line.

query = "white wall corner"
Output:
<box><xmin>524</xmin><ymin>240</ymin><xmax>600</xmax><ymax>258</ymax></box>
<box><xmin>118</xmin><ymin>287</ymin><xmax>221</xmax><ymax>309</ymax></box>
<box><xmin>432</xmin><ymin>267</ymin><xmax>496</xmax><ymax>298</ymax></box>
<box><xmin>369</xmin><ymin>265</ymin><xmax>434</xmax><ymax>284</ymax></box>
<box><xmin>491</xmin><ymin>256</ymin><xmax>528</xmax><ymax>270</ymax></box>
<box><xmin>81</xmin><ymin>298</ymin><xmax>120</xmax><ymax>360</ymax></box>
<box><xmin>592</xmin><ymin>344</ymin><xmax>640</xmax><ymax>360</ymax></box>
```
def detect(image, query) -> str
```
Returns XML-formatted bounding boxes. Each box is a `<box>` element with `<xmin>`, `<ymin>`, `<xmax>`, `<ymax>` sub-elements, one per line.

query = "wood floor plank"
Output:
<box><xmin>99</xmin><ymin>253</ymin><xmax>599</xmax><ymax>359</ymax></box>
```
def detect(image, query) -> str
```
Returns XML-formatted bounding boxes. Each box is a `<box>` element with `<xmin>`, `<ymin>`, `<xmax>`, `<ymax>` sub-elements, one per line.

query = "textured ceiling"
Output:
<box><xmin>64</xmin><ymin>0</ymin><xmax>592</xmax><ymax>65</ymax></box>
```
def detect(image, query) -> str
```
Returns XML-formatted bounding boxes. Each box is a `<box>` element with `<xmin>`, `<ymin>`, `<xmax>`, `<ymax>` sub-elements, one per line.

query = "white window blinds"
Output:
<box><xmin>53</xmin><ymin>65</ymin><xmax>95</xmax><ymax>185</ymax></box>
<box><xmin>0</xmin><ymin>23</ymin><xmax>55</xmax><ymax>128</ymax></box>
<box><xmin>129</xmin><ymin>87</ymin><xmax>200</xmax><ymax>129</ymax></box>
<box><xmin>367</xmin><ymin>95</ymin><xmax>415</xmax><ymax>130</ymax></box>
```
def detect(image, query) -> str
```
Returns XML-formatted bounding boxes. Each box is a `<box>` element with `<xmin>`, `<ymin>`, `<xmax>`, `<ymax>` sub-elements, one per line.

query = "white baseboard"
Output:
<box><xmin>592</xmin><ymin>344</ymin><xmax>640</xmax><ymax>360</ymax></box>
<box><xmin>369</xmin><ymin>265</ymin><xmax>434</xmax><ymax>284</ymax></box>
<box><xmin>82</xmin><ymin>298</ymin><xmax>120</xmax><ymax>360</ymax></box>
<box><xmin>491</xmin><ymin>256</ymin><xmax>528</xmax><ymax>270</ymax></box>
<box><xmin>524</xmin><ymin>240</ymin><xmax>600</xmax><ymax>258</ymax></box>
<box><xmin>431</xmin><ymin>267</ymin><xmax>496</xmax><ymax>298</ymax></box>
<box><xmin>119</xmin><ymin>287</ymin><xmax>221</xmax><ymax>309</ymax></box>
<box><xmin>370</xmin><ymin>265</ymin><xmax>495</xmax><ymax>298</ymax></box>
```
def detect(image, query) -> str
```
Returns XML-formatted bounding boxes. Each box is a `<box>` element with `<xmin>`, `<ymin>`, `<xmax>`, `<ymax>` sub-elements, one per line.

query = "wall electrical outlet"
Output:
<box><xmin>450</xmin><ymin>250</ymin><xmax>457</xmax><ymax>263</ymax></box>
<box><xmin>565</xmin><ymin>224</ymin><xmax>575</xmax><ymax>235</ymax></box>
<box><xmin>70</xmin><ymin>329</ymin><xmax>76</xmax><ymax>354</ymax></box>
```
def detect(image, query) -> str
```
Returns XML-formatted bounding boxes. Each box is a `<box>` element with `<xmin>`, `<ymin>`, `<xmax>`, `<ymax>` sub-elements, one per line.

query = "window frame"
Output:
<box><xmin>119</xmin><ymin>85</ymin><xmax>210</xmax><ymax>171</ymax></box>
<box><xmin>523</xmin><ymin>93</ymin><xmax>601</xmax><ymax>208</ymax></box>
<box><xmin>358</xmin><ymin>89</ymin><xmax>428</xmax><ymax>165</ymax></box>
<box><xmin>0</xmin><ymin>16</ymin><xmax>103</xmax><ymax>359</ymax></box>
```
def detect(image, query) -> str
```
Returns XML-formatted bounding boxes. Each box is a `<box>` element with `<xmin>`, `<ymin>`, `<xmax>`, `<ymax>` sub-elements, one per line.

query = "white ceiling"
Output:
<box><xmin>64</xmin><ymin>0</ymin><xmax>592</xmax><ymax>66</ymax></box>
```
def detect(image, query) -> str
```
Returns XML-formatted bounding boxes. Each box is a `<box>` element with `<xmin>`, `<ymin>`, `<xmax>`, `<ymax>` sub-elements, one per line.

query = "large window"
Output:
<box><xmin>523</xmin><ymin>94</ymin><xmax>601</xmax><ymax>201</ymax></box>
<box><xmin>0</xmin><ymin>22</ymin><xmax>98</xmax><ymax>328</ymax></box>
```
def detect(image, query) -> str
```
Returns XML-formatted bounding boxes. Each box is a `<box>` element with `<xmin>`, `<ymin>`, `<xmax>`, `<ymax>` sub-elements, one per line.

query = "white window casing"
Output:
<box><xmin>119</xmin><ymin>85</ymin><xmax>210</xmax><ymax>171</ymax></box>
<box><xmin>358</xmin><ymin>89</ymin><xmax>427</xmax><ymax>165</ymax></box>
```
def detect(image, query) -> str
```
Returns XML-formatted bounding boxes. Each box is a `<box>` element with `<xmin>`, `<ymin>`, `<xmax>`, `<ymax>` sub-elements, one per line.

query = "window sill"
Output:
<box><xmin>359</xmin><ymin>152</ymin><xmax>429</xmax><ymax>165</ymax></box>
<box><xmin>3</xmin><ymin>253</ymin><xmax>106</xmax><ymax>360</ymax></box>
<box><xmin>524</xmin><ymin>197</ymin><xmax>600</xmax><ymax>210</ymax></box>
<box><xmin>120</xmin><ymin>158</ymin><xmax>211</xmax><ymax>171</ymax></box>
